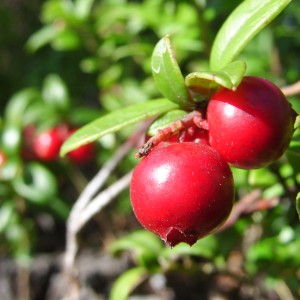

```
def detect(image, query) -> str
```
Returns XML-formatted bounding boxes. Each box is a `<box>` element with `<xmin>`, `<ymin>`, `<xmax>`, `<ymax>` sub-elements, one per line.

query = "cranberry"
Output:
<box><xmin>207</xmin><ymin>76</ymin><xmax>297</xmax><ymax>169</ymax></box>
<box><xmin>130</xmin><ymin>142</ymin><xmax>234</xmax><ymax>247</ymax></box>
<box><xmin>67</xmin><ymin>129</ymin><xmax>97</xmax><ymax>165</ymax></box>
<box><xmin>33</xmin><ymin>127</ymin><xmax>65</xmax><ymax>161</ymax></box>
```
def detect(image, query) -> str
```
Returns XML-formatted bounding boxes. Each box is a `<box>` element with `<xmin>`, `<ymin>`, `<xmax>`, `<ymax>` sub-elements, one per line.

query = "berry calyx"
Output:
<box><xmin>207</xmin><ymin>76</ymin><xmax>297</xmax><ymax>169</ymax></box>
<box><xmin>130</xmin><ymin>142</ymin><xmax>234</xmax><ymax>247</ymax></box>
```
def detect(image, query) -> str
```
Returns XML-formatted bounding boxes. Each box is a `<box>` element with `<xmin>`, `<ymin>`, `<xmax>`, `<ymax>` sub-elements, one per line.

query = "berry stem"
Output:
<box><xmin>136</xmin><ymin>110</ymin><xmax>209</xmax><ymax>157</ymax></box>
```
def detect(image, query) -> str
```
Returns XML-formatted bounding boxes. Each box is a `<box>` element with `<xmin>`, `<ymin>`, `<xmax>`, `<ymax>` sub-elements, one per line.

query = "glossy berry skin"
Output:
<box><xmin>130</xmin><ymin>142</ymin><xmax>234</xmax><ymax>247</ymax></box>
<box><xmin>207</xmin><ymin>76</ymin><xmax>297</xmax><ymax>169</ymax></box>
<box><xmin>33</xmin><ymin>127</ymin><xmax>64</xmax><ymax>161</ymax></box>
<box><xmin>67</xmin><ymin>130</ymin><xmax>96</xmax><ymax>165</ymax></box>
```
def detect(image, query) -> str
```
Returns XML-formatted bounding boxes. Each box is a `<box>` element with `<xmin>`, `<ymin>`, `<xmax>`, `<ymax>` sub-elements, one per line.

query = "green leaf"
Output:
<box><xmin>248</xmin><ymin>168</ymin><xmax>278</xmax><ymax>188</ymax></box>
<box><xmin>151</xmin><ymin>36</ymin><xmax>193</xmax><ymax>108</ymax></box>
<box><xmin>74</xmin><ymin>0</ymin><xmax>95</xmax><ymax>20</ymax></box>
<box><xmin>60</xmin><ymin>98</ymin><xmax>179</xmax><ymax>156</ymax></box>
<box><xmin>185</xmin><ymin>60</ymin><xmax>246</xmax><ymax>97</ymax></box>
<box><xmin>110</xmin><ymin>230</ymin><xmax>162</xmax><ymax>268</ymax></box>
<box><xmin>109</xmin><ymin>267</ymin><xmax>148</xmax><ymax>300</ymax></box>
<box><xmin>147</xmin><ymin>109</ymin><xmax>187</xmax><ymax>136</ymax></box>
<box><xmin>13</xmin><ymin>162</ymin><xmax>58</xmax><ymax>204</ymax></box>
<box><xmin>210</xmin><ymin>0</ymin><xmax>291</xmax><ymax>70</ymax></box>
<box><xmin>296</xmin><ymin>192</ymin><xmax>300</xmax><ymax>220</ymax></box>
<box><xmin>5</xmin><ymin>88</ymin><xmax>41</xmax><ymax>125</ymax></box>
<box><xmin>162</xmin><ymin>235</ymin><xmax>217</xmax><ymax>259</ymax></box>
<box><xmin>42</xmin><ymin>74</ymin><xmax>70</xmax><ymax>112</ymax></box>
<box><xmin>25</xmin><ymin>24</ymin><xmax>60</xmax><ymax>53</ymax></box>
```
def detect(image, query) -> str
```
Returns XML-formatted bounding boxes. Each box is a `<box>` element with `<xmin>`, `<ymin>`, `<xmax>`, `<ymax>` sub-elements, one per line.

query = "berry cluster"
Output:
<box><xmin>22</xmin><ymin>124</ymin><xmax>96</xmax><ymax>165</ymax></box>
<box><xmin>130</xmin><ymin>76</ymin><xmax>297</xmax><ymax>247</ymax></box>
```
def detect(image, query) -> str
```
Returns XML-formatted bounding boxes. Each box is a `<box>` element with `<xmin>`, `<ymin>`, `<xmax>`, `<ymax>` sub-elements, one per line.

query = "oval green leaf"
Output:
<box><xmin>60</xmin><ymin>98</ymin><xmax>179</xmax><ymax>156</ymax></box>
<box><xmin>186</xmin><ymin>60</ymin><xmax>246</xmax><ymax>97</ymax></box>
<box><xmin>147</xmin><ymin>109</ymin><xmax>187</xmax><ymax>136</ymax></box>
<box><xmin>109</xmin><ymin>267</ymin><xmax>148</xmax><ymax>300</ymax></box>
<box><xmin>210</xmin><ymin>0</ymin><xmax>291</xmax><ymax>71</ymax></box>
<box><xmin>13</xmin><ymin>162</ymin><xmax>58</xmax><ymax>204</ymax></box>
<box><xmin>151</xmin><ymin>35</ymin><xmax>193</xmax><ymax>108</ymax></box>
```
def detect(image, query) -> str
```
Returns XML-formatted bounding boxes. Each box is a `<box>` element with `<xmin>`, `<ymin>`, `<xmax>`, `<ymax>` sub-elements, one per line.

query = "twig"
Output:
<box><xmin>64</xmin><ymin>122</ymin><xmax>150</xmax><ymax>299</ymax></box>
<box><xmin>281</xmin><ymin>80</ymin><xmax>300</xmax><ymax>97</ymax></box>
<box><xmin>219</xmin><ymin>190</ymin><xmax>279</xmax><ymax>232</ymax></box>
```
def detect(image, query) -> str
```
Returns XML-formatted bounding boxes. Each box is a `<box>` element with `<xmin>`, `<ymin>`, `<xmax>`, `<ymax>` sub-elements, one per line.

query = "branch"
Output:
<box><xmin>219</xmin><ymin>190</ymin><xmax>279</xmax><ymax>232</ymax></box>
<box><xmin>281</xmin><ymin>80</ymin><xmax>300</xmax><ymax>97</ymax></box>
<box><xmin>63</xmin><ymin>122</ymin><xmax>149</xmax><ymax>299</ymax></box>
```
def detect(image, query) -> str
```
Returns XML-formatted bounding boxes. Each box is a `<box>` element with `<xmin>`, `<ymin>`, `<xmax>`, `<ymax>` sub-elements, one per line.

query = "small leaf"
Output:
<box><xmin>42</xmin><ymin>74</ymin><xmax>70</xmax><ymax>112</ymax></box>
<box><xmin>162</xmin><ymin>235</ymin><xmax>217</xmax><ymax>259</ymax></box>
<box><xmin>25</xmin><ymin>24</ymin><xmax>60</xmax><ymax>52</ymax></box>
<box><xmin>74</xmin><ymin>0</ymin><xmax>95</xmax><ymax>20</ymax></box>
<box><xmin>5</xmin><ymin>88</ymin><xmax>41</xmax><ymax>125</ymax></box>
<box><xmin>210</xmin><ymin>0</ymin><xmax>291</xmax><ymax>70</ymax></box>
<box><xmin>13</xmin><ymin>162</ymin><xmax>58</xmax><ymax>204</ymax></box>
<box><xmin>60</xmin><ymin>98</ymin><xmax>179</xmax><ymax>156</ymax></box>
<box><xmin>185</xmin><ymin>61</ymin><xmax>246</xmax><ymax>97</ymax></box>
<box><xmin>110</xmin><ymin>230</ymin><xmax>162</xmax><ymax>268</ymax></box>
<box><xmin>151</xmin><ymin>36</ymin><xmax>193</xmax><ymax>108</ymax></box>
<box><xmin>147</xmin><ymin>109</ymin><xmax>187</xmax><ymax>136</ymax></box>
<box><xmin>109</xmin><ymin>267</ymin><xmax>148</xmax><ymax>300</ymax></box>
<box><xmin>296</xmin><ymin>192</ymin><xmax>300</xmax><ymax>220</ymax></box>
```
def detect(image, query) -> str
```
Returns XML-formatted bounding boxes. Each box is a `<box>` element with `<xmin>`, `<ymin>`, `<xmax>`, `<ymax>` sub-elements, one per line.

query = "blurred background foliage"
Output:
<box><xmin>0</xmin><ymin>0</ymin><xmax>300</xmax><ymax>299</ymax></box>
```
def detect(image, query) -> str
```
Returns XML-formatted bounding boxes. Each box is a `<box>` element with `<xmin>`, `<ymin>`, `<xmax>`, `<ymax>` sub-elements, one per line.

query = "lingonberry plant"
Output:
<box><xmin>60</xmin><ymin>0</ymin><xmax>298</xmax><ymax>251</ymax></box>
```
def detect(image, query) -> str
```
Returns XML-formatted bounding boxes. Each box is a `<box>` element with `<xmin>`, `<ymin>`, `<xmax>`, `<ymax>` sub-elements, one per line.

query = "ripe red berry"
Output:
<box><xmin>207</xmin><ymin>76</ymin><xmax>297</xmax><ymax>169</ymax></box>
<box><xmin>33</xmin><ymin>127</ymin><xmax>65</xmax><ymax>161</ymax></box>
<box><xmin>0</xmin><ymin>150</ymin><xmax>7</xmax><ymax>167</ymax></box>
<box><xmin>67</xmin><ymin>129</ymin><xmax>96</xmax><ymax>165</ymax></box>
<box><xmin>130</xmin><ymin>142</ymin><xmax>234</xmax><ymax>247</ymax></box>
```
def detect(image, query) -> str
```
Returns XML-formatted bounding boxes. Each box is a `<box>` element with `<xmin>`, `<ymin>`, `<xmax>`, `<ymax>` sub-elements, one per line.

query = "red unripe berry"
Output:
<box><xmin>33</xmin><ymin>127</ymin><xmax>64</xmax><ymax>161</ymax></box>
<box><xmin>130</xmin><ymin>142</ymin><xmax>234</xmax><ymax>247</ymax></box>
<box><xmin>207</xmin><ymin>76</ymin><xmax>297</xmax><ymax>169</ymax></box>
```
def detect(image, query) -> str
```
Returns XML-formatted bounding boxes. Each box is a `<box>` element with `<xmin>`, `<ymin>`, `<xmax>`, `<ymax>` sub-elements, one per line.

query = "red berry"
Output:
<box><xmin>0</xmin><ymin>150</ymin><xmax>7</xmax><ymax>167</ymax></box>
<box><xmin>67</xmin><ymin>129</ymin><xmax>96</xmax><ymax>165</ymax></box>
<box><xmin>33</xmin><ymin>127</ymin><xmax>64</xmax><ymax>161</ymax></box>
<box><xmin>130</xmin><ymin>142</ymin><xmax>234</xmax><ymax>247</ymax></box>
<box><xmin>207</xmin><ymin>76</ymin><xmax>297</xmax><ymax>169</ymax></box>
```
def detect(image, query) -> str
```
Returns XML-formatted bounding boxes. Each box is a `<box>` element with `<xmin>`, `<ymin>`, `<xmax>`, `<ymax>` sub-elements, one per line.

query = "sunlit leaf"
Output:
<box><xmin>162</xmin><ymin>235</ymin><xmax>218</xmax><ymax>259</ymax></box>
<box><xmin>296</xmin><ymin>192</ymin><xmax>300</xmax><ymax>220</ymax></box>
<box><xmin>109</xmin><ymin>267</ymin><xmax>148</xmax><ymax>300</ymax></box>
<box><xmin>210</xmin><ymin>0</ymin><xmax>291</xmax><ymax>70</ymax></box>
<box><xmin>13</xmin><ymin>162</ymin><xmax>58</xmax><ymax>204</ymax></box>
<box><xmin>25</xmin><ymin>24</ymin><xmax>60</xmax><ymax>52</ymax></box>
<box><xmin>147</xmin><ymin>109</ymin><xmax>187</xmax><ymax>136</ymax></box>
<box><xmin>186</xmin><ymin>60</ymin><xmax>246</xmax><ymax>97</ymax></box>
<box><xmin>74</xmin><ymin>0</ymin><xmax>95</xmax><ymax>19</ymax></box>
<box><xmin>42</xmin><ymin>74</ymin><xmax>70</xmax><ymax>112</ymax></box>
<box><xmin>5</xmin><ymin>88</ymin><xmax>41</xmax><ymax>125</ymax></box>
<box><xmin>60</xmin><ymin>98</ymin><xmax>179</xmax><ymax>156</ymax></box>
<box><xmin>111</xmin><ymin>230</ymin><xmax>162</xmax><ymax>268</ymax></box>
<box><xmin>151</xmin><ymin>36</ymin><xmax>193</xmax><ymax>108</ymax></box>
